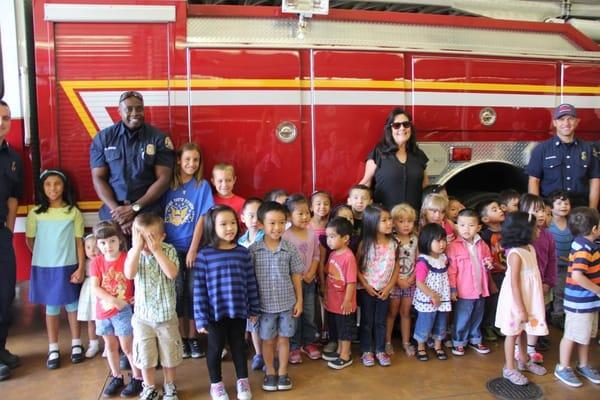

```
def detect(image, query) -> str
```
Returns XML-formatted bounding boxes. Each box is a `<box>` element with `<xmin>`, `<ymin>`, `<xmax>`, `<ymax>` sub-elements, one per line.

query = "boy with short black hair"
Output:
<box><xmin>548</xmin><ymin>190</ymin><xmax>573</xmax><ymax>328</ymax></box>
<box><xmin>554</xmin><ymin>207</ymin><xmax>600</xmax><ymax>388</ymax></box>
<box><xmin>211</xmin><ymin>163</ymin><xmax>245</xmax><ymax>216</ymax></box>
<box><xmin>477</xmin><ymin>198</ymin><xmax>506</xmax><ymax>342</ymax></box>
<box><xmin>498</xmin><ymin>189</ymin><xmax>520</xmax><ymax>214</ymax></box>
<box><xmin>347</xmin><ymin>184</ymin><xmax>372</xmax><ymax>236</ymax></box>
<box><xmin>249</xmin><ymin>201</ymin><xmax>303</xmax><ymax>392</ymax></box>
<box><xmin>125</xmin><ymin>214</ymin><xmax>182</xmax><ymax>400</ymax></box>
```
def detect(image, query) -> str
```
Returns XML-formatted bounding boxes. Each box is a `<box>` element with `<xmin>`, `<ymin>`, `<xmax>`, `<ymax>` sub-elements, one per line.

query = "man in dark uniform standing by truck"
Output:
<box><xmin>90</xmin><ymin>91</ymin><xmax>174</xmax><ymax>234</ymax></box>
<box><xmin>527</xmin><ymin>103</ymin><xmax>600</xmax><ymax>209</ymax></box>
<box><xmin>0</xmin><ymin>100</ymin><xmax>24</xmax><ymax>381</ymax></box>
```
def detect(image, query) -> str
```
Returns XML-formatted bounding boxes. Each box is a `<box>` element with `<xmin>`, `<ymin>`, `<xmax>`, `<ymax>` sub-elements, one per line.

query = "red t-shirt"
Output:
<box><xmin>214</xmin><ymin>194</ymin><xmax>246</xmax><ymax>216</ymax></box>
<box><xmin>325</xmin><ymin>248</ymin><xmax>357</xmax><ymax>314</ymax></box>
<box><xmin>89</xmin><ymin>252</ymin><xmax>134</xmax><ymax>320</ymax></box>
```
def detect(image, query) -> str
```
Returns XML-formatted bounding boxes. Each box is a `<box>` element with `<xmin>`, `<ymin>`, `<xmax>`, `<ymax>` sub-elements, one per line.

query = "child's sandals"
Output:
<box><xmin>403</xmin><ymin>342</ymin><xmax>416</xmax><ymax>357</ymax></box>
<box><xmin>503</xmin><ymin>367</ymin><xmax>529</xmax><ymax>386</ymax></box>
<box><xmin>434</xmin><ymin>348</ymin><xmax>447</xmax><ymax>361</ymax></box>
<box><xmin>384</xmin><ymin>342</ymin><xmax>394</xmax><ymax>356</ymax></box>
<box><xmin>416</xmin><ymin>349</ymin><xmax>428</xmax><ymax>361</ymax></box>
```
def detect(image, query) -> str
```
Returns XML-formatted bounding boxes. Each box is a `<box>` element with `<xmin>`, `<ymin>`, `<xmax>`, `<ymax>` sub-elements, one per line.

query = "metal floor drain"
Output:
<box><xmin>486</xmin><ymin>377</ymin><xmax>543</xmax><ymax>400</ymax></box>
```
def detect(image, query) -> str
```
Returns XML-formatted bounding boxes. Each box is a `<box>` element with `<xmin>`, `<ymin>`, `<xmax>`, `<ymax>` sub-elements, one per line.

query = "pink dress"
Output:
<box><xmin>495</xmin><ymin>246</ymin><xmax>548</xmax><ymax>336</ymax></box>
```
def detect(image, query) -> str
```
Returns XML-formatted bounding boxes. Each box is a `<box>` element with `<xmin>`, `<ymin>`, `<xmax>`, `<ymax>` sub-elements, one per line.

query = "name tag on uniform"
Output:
<box><xmin>104</xmin><ymin>146</ymin><xmax>117</xmax><ymax>151</ymax></box>
<box><xmin>544</xmin><ymin>155</ymin><xmax>557</xmax><ymax>160</ymax></box>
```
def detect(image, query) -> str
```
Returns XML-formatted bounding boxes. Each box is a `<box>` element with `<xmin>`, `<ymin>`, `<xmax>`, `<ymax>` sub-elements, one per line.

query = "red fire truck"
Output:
<box><xmin>2</xmin><ymin>0</ymin><xmax>599</xmax><ymax>279</ymax></box>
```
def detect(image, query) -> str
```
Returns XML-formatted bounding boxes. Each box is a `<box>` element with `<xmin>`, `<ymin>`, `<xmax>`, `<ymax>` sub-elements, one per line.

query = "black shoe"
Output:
<box><xmin>182</xmin><ymin>338</ymin><xmax>191</xmax><ymax>359</ymax></box>
<box><xmin>119</xmin><ymin>352</ymin><xmax>130</xmax><ymax>370</ymax></box>
<box><xmin>189</xmin><ymin>338</ymin><xmax>205</xmax><ymax>359</ymax></box>
<box><xmin>120</xmin><ymin>375</ymin><xmax>143</xmax><ymax>397</ymax></box>
<box><xmin>103</xmin><ymin>375</ymin><xmax>125</xmax><ymax>397</ymax></box>
<box><xmin>277</xmin><ymin>374</ymin><xmax>293</xmax><ymax>391</ymax></box>
<box><xmin>0</xmin><ymin>349</ymin><xmax>21</xmax><ymax>369</ymax></box>
<box><xmin>71</xmin><ymin>345</ymin><xmax>85</xmax><ymax>364</ymax></box>
<box><xmin>321</xmin><ymin>351</ymin><xmax>339</xmax><ymax>362</ymax></box>
<box><xmin>537</xmin><ymin>336</ymin><xmax>551</xmax><ymax>352</ymax></box>
<box><xmin>47</xmin><ymin>350</ymin><xmax>60</xmax><ymax>370</ymax></box>
<box><xmin>0</xmin><ymin>363</ymin><xmax>10</xmax><ymax>381</ymax></box>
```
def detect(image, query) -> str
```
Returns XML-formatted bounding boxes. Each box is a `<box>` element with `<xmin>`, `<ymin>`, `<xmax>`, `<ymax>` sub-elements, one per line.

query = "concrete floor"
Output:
<box><xmin>1</xmin><ymin>283</ymin><xmax>599</xmax><ymax>400</ymax></box>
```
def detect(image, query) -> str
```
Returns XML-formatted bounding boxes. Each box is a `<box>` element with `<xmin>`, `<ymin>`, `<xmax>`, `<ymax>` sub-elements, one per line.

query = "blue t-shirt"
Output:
<box><xmin>549</xmin><ymin>221</ymin><xmax>573</xmax><ymax>269</ymax></box>
<box><xmin>163</xmin><ymin>179</ymin><xmax>214</xmax><ymax>251</ymax></box>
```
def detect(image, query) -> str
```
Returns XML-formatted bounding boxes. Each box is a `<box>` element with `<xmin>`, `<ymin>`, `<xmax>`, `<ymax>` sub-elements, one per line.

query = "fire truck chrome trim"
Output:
<box><xmin>44</xmin><ymin>4</ymin><xmax>176</xmax><ymax>23</ymax></box>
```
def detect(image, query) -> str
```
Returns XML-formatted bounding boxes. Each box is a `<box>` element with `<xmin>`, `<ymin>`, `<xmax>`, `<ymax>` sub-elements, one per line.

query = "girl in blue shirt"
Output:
<box><xmin>194</xmin><ymin>205</ymin><xmax>260</xmax><ymax>400</ymax></box>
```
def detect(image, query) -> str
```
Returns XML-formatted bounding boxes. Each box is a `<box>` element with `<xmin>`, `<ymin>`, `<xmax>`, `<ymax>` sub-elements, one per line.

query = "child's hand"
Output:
<box><xmin>145</xmin><ymin>231</ymin><xmax>163</xmax><ymax>254</ymax></box>
<box><xmin>364</xmin><ymin>284</ymin><xmax>378</xmax><ymax>298</ymax></box>
<box><xmin>378</xmin><ymin>286</ymin><xmax>391</xmax><ymax>300</ymax></box>
<box><xmin>451</xmin><ymin>292</ymin><xmax>457</xmax><ymax>302</ymax></box>
<box><xmin>293</xmin><ymin>301</ymin><xmax>303</xmax><ymax>318</ymax></box>
<box><xmin>430</xmin><ymin>293</ymin><xmax>441</xmax><ymax>307</ymax></box>
<box><xmin>517</xmin><ymin>308</ymin><xmax>528</xmax><ymax>324</ymax></box>
<box><xmin>113</xmin><ymin>297</ymin><xmax>128</xmax><ymax>311</ymax></box>
<box><xmin>131</xmin><ymin>225</ymin><xmax>145</xmax><ymax>252</ymax></box>
<box><xmin>483</xmin><ymin>257</ymin><xmax>494</xmax><ymax>271</ymax></box>
<box><xmin>70</xmin><ymin>268</ymin><xmax>84</xmax><ymax>284</ymax></box>
<box><xmin>340</xmin><ymin>299</ymin><xmax>353</xmax><ymax>315</ymax></box>
<box><xmin>198</xmin><ymin>327</ymin><xmax>208</xmax><ymax>334</ymax></box>
<box><xmin>303</xmin><ymin>273</ymin><xmax>315</xmax><ymax>284</ymax></box>
<box><xmin>249</xmin><ymin>315</ymin><xmax>258</xmax><ymax>325</ymax></box>
<box><xmin>185</xmin><ymin>249</ymin><xmax>197</xmax><ymax>269</ymax></box>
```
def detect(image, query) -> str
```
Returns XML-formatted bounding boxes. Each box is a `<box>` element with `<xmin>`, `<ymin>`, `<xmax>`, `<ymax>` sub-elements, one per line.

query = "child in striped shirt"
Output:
<box><xmin>194</xmin><ymin>205</ymin><xmax>260</xmax><ymax>400</ymax></box>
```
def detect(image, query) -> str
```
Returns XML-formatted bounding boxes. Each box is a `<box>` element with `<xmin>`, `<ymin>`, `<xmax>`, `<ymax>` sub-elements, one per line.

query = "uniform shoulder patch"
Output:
<box><xmin>165</xmin><ymin>136</ymin><xmax>174</xmax><ymax>150</ymax></box>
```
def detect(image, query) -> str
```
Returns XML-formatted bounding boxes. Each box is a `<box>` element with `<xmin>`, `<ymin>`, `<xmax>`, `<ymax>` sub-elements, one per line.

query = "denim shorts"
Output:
<box><xmin>258</xmin><ymin>309</ymin><xmax>295</xmax><ymax>340</ymax></box>
<box><xmin>96</xmin><ymin>305</ymin><xmax>134</xmax><ymax>337</ymax></box>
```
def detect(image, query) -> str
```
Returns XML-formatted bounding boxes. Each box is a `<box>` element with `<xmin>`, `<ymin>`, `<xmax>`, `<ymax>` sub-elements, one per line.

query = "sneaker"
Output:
<box><xmin>120</xmin><ymin>375</ymin><xmax>143</xmax><ymax>397</ymax></box>
<box><xmin>262</xmin><ymin>375</ymin><xmax>278</xmax><ymax>392</ymax></box>
<box><xmin>503</xmin><ymin>367</ymin><xmax>528</xmax><ymax>385</ymax></box>
<box><xmin>483</xmin><ymin>327</ymin><xmax>497</xmax><ymax>342</ymax></box>
<box><xmin>301</xmin><ymin>344</ymin><xmax>321</xmax><ymax>360</ymax></box>
<box><xmin>0</xmin><ymin>363</ymin><xmax>9</xmax><ymax>381</ymax></box>
<box><xmin>236</xmin><ymin>378</ymin><xmax>252</xmax><ymax>400</ymax></box>
<box><xmin>182</xmin><ymin>339</ymin><xmax>191</xmax><ymax>359</ymax></box>
<box><xmin>289</xmin><ymin>349</ymin><xmax>302</xmax><ymax>364</ymax></box>
<box><xmin>328</xmin><ymin>357</ymin><xmax>353</xmax><ymax>370</ymax></box>
<box><xmin>210</xmin><ymin>382</ymin><xmax>229</xmax><ymax>400</ymax></box>
<box><xmin>518</xmin><ymin>359</ymin><xmax>547</xmax><ymax>376</ymax></box>
<box><xmin>190</xmin><ymin>338</ymin><xmax>205</xmax><ymax>359</ymax></box>
<box><xmin>46</xmin><ymin>350</ymin><xmax>60</xmax><ymax>370</ymax></box>
<box><xmin>0</xmin><ymin>349</ymin><xmax>21</xmax><ymax>369</ymax></box>
<box><xmin>575</xmin><ymin>364</ymin><xmax>600</xmax><ymax>384</ymax></box>
<box><xmin>554</xmin><ymin>365</ymin><xmax>583</xmax><ymax>388</ymax></box>
<box><xmin>452</xmin><ymin>346</ymin><xmax>465</xmax><ymax>356</ymax></box>
<box><xmin>251</xmin><ymin>354</ymin><xmax>264</xmax><ymax>371</ymax></box>
<box><xmin>323</xmin><ymin>341</ymin><xmax>338</xmax><ymax>353</ymax></box>
<box><xmin>361</xmin><ymin>352</ymin><xmax>374</xmax><ymax>367</ymax></box>
<box><xmin>468</xmin><ymin>343</ymin><xmax>491</xmax><ymax>354</ymax></box>
<box><xmin>103</xmin><ymin>375</ymin><xmax>124</xmax><ymax>397</ymax></box>
<box><xmin>71</xmin><ymin>345</ymin><xmax>85</xmax><ymax>364</ymax></box>
<box><xmin>375</xmin><ymin>352</ymin><xmax>391</xmax><ymax>367</ymax></box>
<box><xmin>85</xmin><ymin>344</ymin><xmax>100</xmax><ymax>359</ymax></box>
<box><xmin>321</xmin><ymin>351</ymin><xmax>339</xmax><ymax>362</ymax></box>
<box><xmin>277</xmin><ymin>374</ymin><xmax>293</xmax><ymax>391</ymax></box>
<box><xmin>163</xmin><ymin>382</ymin><xmax>179</xmax><ymax>400</ymax></box>
<box><xmin>385</xmin><ymin>342</ymin><xmax>394</xmax><ymax>356</ymax></box>
<box><xmin>139</xmin><ymin>384</ymin><xmax>160</xmax><ymax>400</ymax></box>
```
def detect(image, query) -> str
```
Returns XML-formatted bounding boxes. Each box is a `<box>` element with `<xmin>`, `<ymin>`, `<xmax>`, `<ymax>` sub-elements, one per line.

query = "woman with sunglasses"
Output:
<box><xmin>359</xmin><ymin>108</ymin><xmax>429</xmax><ymax>211</ymax></box>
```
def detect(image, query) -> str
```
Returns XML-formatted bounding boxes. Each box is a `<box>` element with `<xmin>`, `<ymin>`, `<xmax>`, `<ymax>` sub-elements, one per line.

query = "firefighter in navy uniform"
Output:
<box><xmin>527</xmin><ymin>103</ymin><xmax>600</xmax><ymax>209</ymax></box>
<box><xmin>0</xmin><ymin>100</ymin><xmax>24</xmax><ymax>381</ymax></box>
<box><xmin>90</xmin><ymin>91</ymin><xmax>174</xmax><ymax>234</ymax></box>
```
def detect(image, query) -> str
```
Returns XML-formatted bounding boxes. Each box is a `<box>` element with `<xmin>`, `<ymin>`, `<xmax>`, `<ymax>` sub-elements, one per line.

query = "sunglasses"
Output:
<box><xmin>390</xmin><ymin>121</ymin><xmax>412</xmax><ymax>129</ymax></box>
<box><xmin>119</xmin><ymin>91</ymin><xmax>144</xmax><ymax>103</ymax></box>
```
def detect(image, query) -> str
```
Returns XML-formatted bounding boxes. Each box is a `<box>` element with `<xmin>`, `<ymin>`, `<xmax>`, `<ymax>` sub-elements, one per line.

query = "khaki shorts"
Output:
<box><xmin>564</xmin><ymin>311</ymin><xmax>598</xmax><ymax>345</ymax></box>
<box><xmin>132</xmin><ymin>315</ymin><xmax>183</xmax><ymax>369</ymax></box>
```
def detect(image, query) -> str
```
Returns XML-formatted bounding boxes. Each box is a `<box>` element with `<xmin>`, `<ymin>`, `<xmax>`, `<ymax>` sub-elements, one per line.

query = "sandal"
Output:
<box><xmin>403</xmin><ymin>342</ymin><xmax>416</xmax><ymax>357</ymax></box>
<box><xmin>435</xmin><ymin>348</ymin><xmax>447</xmax><ymax>361</ymax></box>
<box><xmin>46</xmin><ymin>350</ymin><xmax>60</xmax><ymax>370</ymax></box>
<box><xmin>384</xmin><ymin>342</ymin><xmax>394</xmax><ymax>356</ymax></box>
<box><xmin>503</xmin><ymin>367</ymin><xmax>529</xmax><ymax>385</ymax></box>
<box><xmin>416</xmin><ymin>349</ymin><xmax>428</xmax><ymax>361</ymax></box>
<box><xmin>71</xmin><ymin>345</ymin><xmax>85</xmax><ymax>364</ymax></box>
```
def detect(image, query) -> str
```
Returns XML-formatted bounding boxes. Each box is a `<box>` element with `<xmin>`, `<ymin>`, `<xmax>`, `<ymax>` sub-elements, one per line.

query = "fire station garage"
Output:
<box><xmin>1</xmin><ymin>1</ymin><xmax>599</xmax><ymax>399</ymax></box>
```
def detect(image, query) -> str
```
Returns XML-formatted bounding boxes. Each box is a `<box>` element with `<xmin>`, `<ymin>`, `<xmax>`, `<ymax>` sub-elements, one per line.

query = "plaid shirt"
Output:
<box><xmin>249</xmin><ymin>238</ymin><xmax>304</xmax><ymax>313</ymax></box>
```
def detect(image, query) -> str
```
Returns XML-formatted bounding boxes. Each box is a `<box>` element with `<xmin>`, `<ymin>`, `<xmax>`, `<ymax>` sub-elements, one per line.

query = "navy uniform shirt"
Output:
<box><xmin>0</xmin><ymin>140</ymin><xmax>24</xmax><ymax>225</ymax></box>
<box><xmin>89</xmin><ymin>121</ymin><xmax>174</xmax><ymax>218</ymax></box>
<box><xmin>526</xmin><ymin>137</ymin><xmax>600</xmax><ymax>203</ymax></box>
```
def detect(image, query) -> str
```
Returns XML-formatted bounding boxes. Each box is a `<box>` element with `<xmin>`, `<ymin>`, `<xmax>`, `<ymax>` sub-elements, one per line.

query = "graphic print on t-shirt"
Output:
<box><xmin>165</xmin><ymin>197</ymin><xmax>194</xmax><ymax>226</ymax></box>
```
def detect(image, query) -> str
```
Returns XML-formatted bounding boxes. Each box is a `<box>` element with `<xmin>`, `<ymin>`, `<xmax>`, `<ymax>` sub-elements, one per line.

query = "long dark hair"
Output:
<box><xmin>200</xmin><ymin>204</ymin><xmax>241</xmax><ymax>249</ymax></box>
<box><xmin>35</xmin><ymin>169</ymin><xmax>76</xmax><ymax>214</ymax></box>
<box><xmin>501</xmin><ymin>211</ymin><xmax>536</xmax><ymax>249</ymax></box>
<box><xmin>358</xmin><ymin>204</ymin><xmax>392</xmax><ymax>272</ymax></box>
<box><xmin>374</xmin><ymin>107</ymin><xmax>419</xmax><ymax>156</ymax></box>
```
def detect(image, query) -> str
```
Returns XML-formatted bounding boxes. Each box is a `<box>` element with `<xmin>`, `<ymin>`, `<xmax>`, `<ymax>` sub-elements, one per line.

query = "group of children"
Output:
<box><xmin>23</xmin><ymin>142</ymin><xmax>599</xmax><ymax>400</ymax></box>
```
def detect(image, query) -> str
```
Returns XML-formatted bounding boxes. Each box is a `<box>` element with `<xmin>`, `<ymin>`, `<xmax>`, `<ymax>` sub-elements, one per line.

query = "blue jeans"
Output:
<box><xmin>291</xmin><ymin>281</ymin><xmax>318</xmax><ymax>349</ymax></box>
<box><xmin>358</xmin><ymin>290</ymin><xmax>389</xmax><ymax>354</ymax></box>
<box><xmin>484</xmin><ymin>272</ymin><xmax>504</xmax><ymax>328</ymax></box>
<box><xmin>452</xmin><ymin>298</ymin><xmax>485</xmax><ymax>346</ymax></box>
<box><xmin>414</xmin><ymin>311</ymin><xmax>448</xmax><ymax>343</ymax></box>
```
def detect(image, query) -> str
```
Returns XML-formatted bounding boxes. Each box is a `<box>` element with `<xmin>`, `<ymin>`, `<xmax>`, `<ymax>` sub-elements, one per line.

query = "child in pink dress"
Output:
<box><xmin>495</xmin><ymin>212</ymin><xmax>548</xmax><ymax>385</ymax></box>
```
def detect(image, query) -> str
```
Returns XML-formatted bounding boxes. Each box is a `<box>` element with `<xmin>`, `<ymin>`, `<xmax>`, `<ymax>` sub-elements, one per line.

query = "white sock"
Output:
<box><xmin>48</xmin><ymin>343</ymin><xmax>59</xmax><ymax>360</ymax></box>
<box><xmin>72</xmin><ymin>339</ymin><xmax>83</xmax><ymax>354</ymax></box>
<box><xmin>527</xmin><ymin>344</ymin><xmax>536</xmax><ymax>354</ymax></box>
<box><xmin>89</xmin><ymin>339</ymin><xmax>99</xmax><ymax>348</ymax></box>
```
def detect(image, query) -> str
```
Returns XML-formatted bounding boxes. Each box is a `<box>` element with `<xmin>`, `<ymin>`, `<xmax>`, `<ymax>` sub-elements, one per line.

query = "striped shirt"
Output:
<box><xmin>249</xmin><ymin>239</ymin><xmax>304</xmax><ymax>313</ymax></box>
<box><xmin>564</xmin><ymin>236</ymin><xmax>600</xmax><ymax>313</ymax></box>
<box><xmin>549</xmin><ymin>221</ymin><xmax>573</xmax><ymax>269</ymax></box>
<box><xmin>193</xmin><ymin>245</ymin><xmax>260</xmax><ymax>329</ymax></box>
<box><xmin>133</xmin><ymin>242</ymin><xmax>179</xmax><ymax>323</ymax></box>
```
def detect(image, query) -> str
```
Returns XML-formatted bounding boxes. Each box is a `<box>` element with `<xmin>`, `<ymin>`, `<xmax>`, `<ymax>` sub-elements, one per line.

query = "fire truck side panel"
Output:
<box><xmin>562</xmin><ymin>62</ymin><xmax>600</xmax><ymax>136</ymax></box>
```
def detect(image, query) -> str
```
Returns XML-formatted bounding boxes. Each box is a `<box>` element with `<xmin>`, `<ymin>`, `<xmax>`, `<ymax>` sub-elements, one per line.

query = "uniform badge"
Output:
<box><xmin>581</xmin><ymin>151</ymin><xmax>587</xmax><ymax>161</ymax></box>
<box><xmin>146</xmin><ymin>144</ymin><xmax>156</xmax><ymax>156</ymax></box>
<box><xmin>165</xmin><ymin>136</ymin><xmax>174</xmax><ymax>150</ymax></box>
